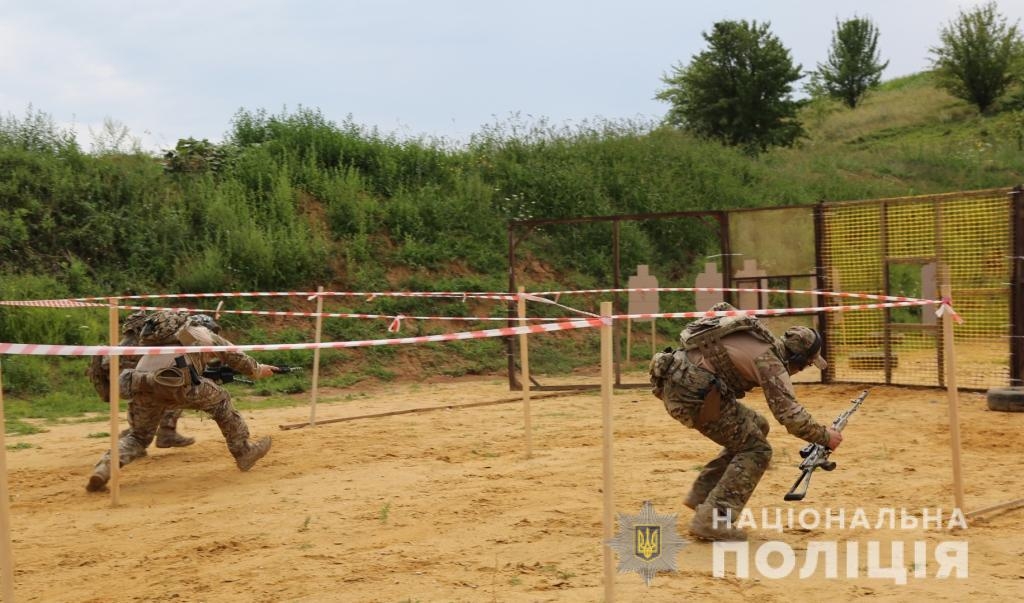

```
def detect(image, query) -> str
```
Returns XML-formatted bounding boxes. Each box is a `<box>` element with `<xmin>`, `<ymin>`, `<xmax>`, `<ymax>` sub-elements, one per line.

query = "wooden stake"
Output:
<box><xmin>0</xmin><ymin>360</ymin><xmax>18</xmax><ymax>602</ymax></box>
<box><xmin>600</xmin><ymin>301</ymin><xmax>615</xmax><ymax>602</ymax></box>
<box><xmin>966</xmin><ymin>497</ymin><xmax>1024</xmax><ymax>520</ymax></box>
<box><xmin>309</xmin><ymin>286</ymin><xmax>324</xmax><ymax>426</ymax></box>
<box><xmin>517</xmin><ymin>286</ymin><xmax>532</xmax><ymax>459</ymax></box>
<box><xmin>625</xmin><ymin>317</ymin><xmax>631</xmax><ymax>365</ymax></box>
<box><xmin>940</xmin><ymin>278</ymin><xmax>965</xmax><ymax>514</ymax></box>
<box><xmin>278</xmin><ymin>391</ymin><xmax>588</xmax><ymax>430</ymax></box>
<box><xmin>651</xmin><ymin>319</ymin><xmax>657</xmax><ymax>358</ymax></box>
<box><xmin>108</xmin><ymin>298</ymin><xmax>121</xmax><ymax>507</ymax></box>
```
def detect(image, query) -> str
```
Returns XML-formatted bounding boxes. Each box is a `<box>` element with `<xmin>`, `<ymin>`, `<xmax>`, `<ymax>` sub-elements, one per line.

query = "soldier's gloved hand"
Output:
<box><xmin>826</xmin><ymin>427</ymin><xmax>843</xmax><ymax>450</ymax></box>
<box><xmin>255</xmin><ymin>364</ymin><xmax>277</xmax><ymax>379</ymax></box>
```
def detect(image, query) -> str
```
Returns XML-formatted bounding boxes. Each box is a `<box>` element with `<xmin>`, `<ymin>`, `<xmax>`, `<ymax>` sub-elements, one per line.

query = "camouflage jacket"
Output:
<box><xmin>690</xmin><ymin>331</ymin><xmax>829</xmax><ymax>446</ymax></box>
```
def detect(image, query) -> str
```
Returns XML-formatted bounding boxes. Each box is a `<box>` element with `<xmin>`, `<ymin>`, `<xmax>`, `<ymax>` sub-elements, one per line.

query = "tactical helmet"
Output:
<box><xmin>187</xmin><ymin>314</ymin><xmax>221</xmax><ymax>333</ymax></box>
<box><xmin>782</xmin><ymin>326</ymin><xmax>827</xmax><ymax>371</ymax></box>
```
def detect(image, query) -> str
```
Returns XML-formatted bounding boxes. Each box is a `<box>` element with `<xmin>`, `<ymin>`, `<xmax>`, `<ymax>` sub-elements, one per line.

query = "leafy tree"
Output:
<box><xmin>814</xmin><ymin>17</ymin><xmax>889</xmax><ymax>108</ymax></box>
<box><xmin>656</xmin><ymin>20</ymin><xmax>805</xmax><ymax>153</ymax></box>
<box><xmin>929</xmin><ymin>1</ymin><xmax>1024</xmax><ymax>113</ymax></box>
<box><xmin>162</xmin><ymin>137</ymin><xmax>235</xmax><ymax>175</ymax></box>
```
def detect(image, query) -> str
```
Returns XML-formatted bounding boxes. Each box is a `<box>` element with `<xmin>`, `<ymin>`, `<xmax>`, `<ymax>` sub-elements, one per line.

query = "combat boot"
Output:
<box><xmin>234</xmin><ymin>436</ymin><xmax>272</xmax><ymax>471</ymax></box>
<box><xmin>86</xmin><ymin>461</ymin><xmax>110</xmax><ymax>493</ymax></box>
<box><xmin>688</xmin><ymin>504</ymin><xmax>748</xmax><ymax>541</ymax></box>
<box><xmin>155</xmin><ymin>428</ymin><xmax>196</xmax><ymax>448</ymax></box>
<box><xmin>683</xmin><ymin>489</ymin><xmax>706</xmax><ymax>511</ymax></box>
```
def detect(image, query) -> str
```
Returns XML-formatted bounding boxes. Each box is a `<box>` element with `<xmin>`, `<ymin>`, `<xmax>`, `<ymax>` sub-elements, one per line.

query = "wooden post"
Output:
<box><xmin>940</xmin><ymin>277</ymin><xmax>965</xmax><ymax>513</ymax></box>
<box><xmin>651</xmin><ymin>319</ymin><xmax>657</xmax><ymax>359</ymax></box>
<box><xmin>108</xmin><ymin>298</ymin><xmax>121</xmax><ymax>506</ymax></box>
<box><xmin>0</xmin><ymin>360</ymin><xmax>18</xmax><ymax>602</ymax></box>
<box><xmin>309</xmin><ymin>286</ymin><xmax>325</xmax><ymax>426</ymax></box>
<box><xmin>625</xmin><ymin>318</ymin><xmax>631</xmax><ymax>365</ymax></box>
<box><xmin>600</xmin><ymin>301</ymin><xmax>615</xmax><ymax>602</ymax></box>
<box><xmin>517</xmin><ymin>286</ymin><xmax>532</xmax><ymax>459</ymax></box>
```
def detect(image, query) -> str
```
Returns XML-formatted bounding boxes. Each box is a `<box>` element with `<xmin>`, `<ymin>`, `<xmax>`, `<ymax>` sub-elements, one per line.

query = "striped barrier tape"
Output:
<box><xmin>619</xmin><ymin>298</ymin><xmax>955</xmax><ymax>321</ymax></box>
<box><xmin>531</xmin><ymin>286</ymin><xmax>936</xmax><ymax>305</ymax></box>
<box><xmin>0</xmin><ymin>317</ymin><xmax>609</xmax><ymax>357</ymax></box>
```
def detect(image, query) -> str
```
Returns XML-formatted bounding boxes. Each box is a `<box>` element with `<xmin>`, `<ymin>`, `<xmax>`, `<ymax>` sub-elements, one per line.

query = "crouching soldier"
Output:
<box><xmin>650</xmin><ymin>302</ymin><xmax>842</xmax><ymax>541</ymax></box>
<box><xmin>87</xmin><ymin>311</ymin><xmax>278</xmax><ymax>492</ymax></box>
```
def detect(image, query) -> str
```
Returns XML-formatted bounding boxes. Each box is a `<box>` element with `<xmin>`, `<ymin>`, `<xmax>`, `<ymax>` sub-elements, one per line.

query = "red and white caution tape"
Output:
<box><xmin>0</xmin><ymin>317</ymin><xmax>609</xmax><ymax>357</ymax></box>
<box><xmin>532</xmin><ymin>286</ymin><xmax>935</xmax><ymax>305</ymax></box>
<box><xmin>617</xmin><ymin>299</ymin><xmax>948</xmax><ymax>321</ymax></box>
<box><xmin>64</xmin><ymin>290</ymin><xmax>517</xmax><ymax>302</ymax></box>
<box><xmin>935</xmin><ymin>297</ymin><xmax>965</xmax><ymax>324</ymax></box>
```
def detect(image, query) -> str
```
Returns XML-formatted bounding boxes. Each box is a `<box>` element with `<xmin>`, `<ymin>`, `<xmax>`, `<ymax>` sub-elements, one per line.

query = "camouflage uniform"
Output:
<box><xmin>85</xmin><ymin>311</ymin><xmax>191</xmax><ymax>448</ymax></box>
<box><xmin>87</xmin><ymin>317</ymin><xmax>272</xmax><ymax>492</ymax></box>
<box><xmin>652</xmin><ymin>304</ymin><xmax>830</xmax><ymax>531</ymax></box>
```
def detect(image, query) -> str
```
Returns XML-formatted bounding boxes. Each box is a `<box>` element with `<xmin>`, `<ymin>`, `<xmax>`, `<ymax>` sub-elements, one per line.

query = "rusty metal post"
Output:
<box><xmin>1011</xmin><ymin>186</ymin><xmax>1024</xmax><ymax>385</ymax></box>
<box><xmin>813</xmin><ymin>201</ymin><xmax>831</xmax><ymax>383</ymax></box>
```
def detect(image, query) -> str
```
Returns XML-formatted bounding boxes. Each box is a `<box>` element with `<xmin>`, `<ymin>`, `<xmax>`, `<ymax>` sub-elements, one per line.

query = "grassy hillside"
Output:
<box><xmin>1</xmin><ymin>71</ymin><xmax>1022</xmax><ymax>431</ymax></box>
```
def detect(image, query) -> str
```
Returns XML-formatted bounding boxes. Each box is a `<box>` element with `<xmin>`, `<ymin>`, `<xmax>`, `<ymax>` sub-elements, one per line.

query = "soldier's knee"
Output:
<box><xmin>754</xmin><ymin>414</ymin><xmax>770</xmax><ymax>436</ymax></box>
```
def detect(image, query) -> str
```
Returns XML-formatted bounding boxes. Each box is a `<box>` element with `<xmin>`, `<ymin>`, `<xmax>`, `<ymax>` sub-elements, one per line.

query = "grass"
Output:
<box><xmin>3</xmin><ymin>71</ymin><xmax>1023</xmax><ymax>420</ymax></box>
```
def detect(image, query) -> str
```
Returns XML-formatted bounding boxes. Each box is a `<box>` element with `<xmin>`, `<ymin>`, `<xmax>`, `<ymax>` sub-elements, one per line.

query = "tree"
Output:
<box><xmin>656</xmin><ymin>20</ymin><xmax>805</xmax><ymax>153</ymax></box>
<box><xmin>89</xmin><ymin>117</ymin><xmax>142</xmax><ymax>155</ymax></box>
<box><xmin>814</xmin><ymin>17</ymin><xmax>889</xmax><ymax>108</ymax></box>
<box><xmin>929</xmin><ymin>1</ymin><xmax>1024</xmax><ymax>113</ymax></box>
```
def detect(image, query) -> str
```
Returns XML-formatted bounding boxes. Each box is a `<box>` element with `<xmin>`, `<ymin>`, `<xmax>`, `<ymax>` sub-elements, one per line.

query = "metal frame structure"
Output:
<box><xmin>506</xmin><ymin>186</ymin><xmax>1023</xmax><ymax>392</ymax></box>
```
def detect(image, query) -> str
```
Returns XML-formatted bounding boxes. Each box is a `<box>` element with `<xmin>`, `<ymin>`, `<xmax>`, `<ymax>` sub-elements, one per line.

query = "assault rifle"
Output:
<box><xmin>202</xmin><ymin>365</ymin><xmax>253</xmax><ymax>385</ymax></box>
<box><xmin>784</xmin><ymin>389</ymin><xmax>869</xmax><ymax>502</ymax></box>
<box><xmin>270</xmin><ymin>366</ymin><xmax>303</xmax><ymax>375</ymax></box>
<box><xmin>202</xmin><ymin>365</ymin><xmax>303</xmax><ymax>385</ymax></box>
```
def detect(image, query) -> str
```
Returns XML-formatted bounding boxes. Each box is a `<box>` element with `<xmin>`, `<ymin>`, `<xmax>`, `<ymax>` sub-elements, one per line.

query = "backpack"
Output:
<box><xmin>138</xmin><ymin>310</ymin><xmax>191</xmax><ymax>345</ymax></box>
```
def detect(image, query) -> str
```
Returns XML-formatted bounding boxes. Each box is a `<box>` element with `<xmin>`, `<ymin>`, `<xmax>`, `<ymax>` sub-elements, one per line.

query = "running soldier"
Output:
<box><xmin>650</xmin><ymin>302</ymin><xmax>843</xmax><ymax>541</ymax></box>
<box><xmin>86</xmin><ymin>311</ymin><xmax>277</xmax><ymax>492</ymax></box>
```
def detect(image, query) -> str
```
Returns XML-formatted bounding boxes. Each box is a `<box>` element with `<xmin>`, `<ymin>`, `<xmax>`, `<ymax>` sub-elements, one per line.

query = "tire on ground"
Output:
<box><xmin>986</xmin><ymin>387</ymin><xmax>1024</xmax><ymax>412</ymax></box>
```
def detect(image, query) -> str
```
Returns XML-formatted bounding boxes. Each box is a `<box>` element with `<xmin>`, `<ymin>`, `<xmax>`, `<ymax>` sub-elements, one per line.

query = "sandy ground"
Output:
<box><xmin>2</xmin><ymin>370</ymin><xmax>1023</xmax><ymax>602</ymax></box>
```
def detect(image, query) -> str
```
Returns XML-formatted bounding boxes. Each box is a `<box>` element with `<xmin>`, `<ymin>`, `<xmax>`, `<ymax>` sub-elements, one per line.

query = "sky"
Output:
<box><xmin>2</xmin><ymin>0</ymin><xmax>1021</xmax><ymax>153</ymax></box>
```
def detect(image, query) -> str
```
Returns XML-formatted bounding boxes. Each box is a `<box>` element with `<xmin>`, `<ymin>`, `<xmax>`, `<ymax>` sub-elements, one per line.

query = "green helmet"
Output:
<box><xmin>782</xmin><ymin>327</ymin><xmax>827</xmax><ymax>371</ymax></box>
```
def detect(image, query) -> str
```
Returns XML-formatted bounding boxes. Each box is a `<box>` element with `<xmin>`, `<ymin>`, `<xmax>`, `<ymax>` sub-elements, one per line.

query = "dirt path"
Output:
<box><xmin>3</xmin><ymin>374</ymin><xmax>1022</xmax><ymax>602</ymax></box>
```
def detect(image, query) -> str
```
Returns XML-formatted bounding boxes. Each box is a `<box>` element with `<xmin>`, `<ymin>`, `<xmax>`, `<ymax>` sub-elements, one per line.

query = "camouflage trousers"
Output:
<box><xmin>93</xmin><ymin>376</ymin><xmax>251</xmax><ymax>473</ymax></box>
<box><xmin>662</xmin><ymin>376</ymin><xmax>772</xmax><ymax>518</ymax></box>
<box><xmin>120</xmin><ymin>407</ymin><xmax>183</xmax><ymax>436</ymax></box>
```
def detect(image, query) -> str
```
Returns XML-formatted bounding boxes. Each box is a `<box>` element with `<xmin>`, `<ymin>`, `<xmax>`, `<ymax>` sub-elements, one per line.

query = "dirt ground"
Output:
<box><xmin>3</xmin><ymin>370</ymin><xmax>1023</xmax><ymax>602</ymax></box>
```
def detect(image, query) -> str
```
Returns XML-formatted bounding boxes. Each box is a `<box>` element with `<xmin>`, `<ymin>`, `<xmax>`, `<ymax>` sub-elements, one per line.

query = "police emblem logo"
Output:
<box><xmin>607</xmin><ymin>500</ymin><xmax>686</xmax><ymax>586</ymax></box>
<box><xmin>635</xmin><ymin>525</ymin><xmax>660</xmax><ymax>560</ymax></box>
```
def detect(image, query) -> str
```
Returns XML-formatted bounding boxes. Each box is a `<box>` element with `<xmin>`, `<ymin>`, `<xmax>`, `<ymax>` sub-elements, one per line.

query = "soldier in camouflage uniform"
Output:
<box><xmin>86</xmin><ymin>311</ymin><xmax>196</xmax><ymax>449</ymax></box>
<box><xmin>650</xmin><ymin>302</ymin><xmax>842</xmax><ymax>541</ymax></box>
<box><xmin>86</xmin><ymin>311</ymin><xmax>276</xmax><ymax>492</ymax></box>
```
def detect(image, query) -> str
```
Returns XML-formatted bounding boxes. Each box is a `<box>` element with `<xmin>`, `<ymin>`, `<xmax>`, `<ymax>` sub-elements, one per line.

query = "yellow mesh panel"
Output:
<box><xmin>821</xmin><ymin>189</ymin><xmax>1013</xmax><ymax>389</ymax></box>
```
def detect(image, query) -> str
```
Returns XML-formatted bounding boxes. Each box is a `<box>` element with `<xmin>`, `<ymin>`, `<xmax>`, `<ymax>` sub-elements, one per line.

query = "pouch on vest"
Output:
<box><xmin>649</xmin><ymin>347</ymin><xmax>680</xmax><ymax>400</ymax></box>
<box><xmin>696</xmin><ymin>383</ymin><xmax>723</xmax><ymax>426</ymax></box>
